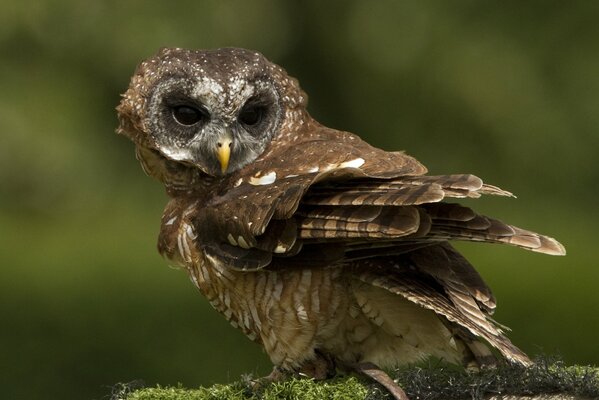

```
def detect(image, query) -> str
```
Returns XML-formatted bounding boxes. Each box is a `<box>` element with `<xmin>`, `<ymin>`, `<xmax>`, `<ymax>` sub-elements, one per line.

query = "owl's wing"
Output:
<box><xmin>192</xmin><ymin>128</ymin><xmax>564</xmax><ymax>367</ymax></box>
<box><xmin>195</xmin><ymin>129</ymin><xmax>565</xmax><ymax>271</ymax></box>
<box><xmin>353</xmin><ymin>255</ymin><xmax>531</xmax><ymax>365</ymax></box>
<box><xmin>196</xmin><ymin>129</ymin><xmax>425</xmax><ymax>270</ymax></box>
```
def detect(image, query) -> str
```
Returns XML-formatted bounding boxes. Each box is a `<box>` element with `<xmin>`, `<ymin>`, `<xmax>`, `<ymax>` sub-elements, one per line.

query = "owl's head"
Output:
<box><xmin>117</xmin><ymin>47</ymin><xmax>307</xmax><ymax>180</ymax></box>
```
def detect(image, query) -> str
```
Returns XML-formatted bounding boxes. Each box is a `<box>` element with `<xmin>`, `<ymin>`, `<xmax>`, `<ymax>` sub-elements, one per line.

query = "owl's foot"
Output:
<box><xmin>297</xmin><ymin>350</ymin><xmax>336</xmax><ymax>380</ymax></box>
<box><xmin>249</xmin><ymin>366</ymin><xmax>288</xmax><ymax>390</ymax></box>
<box><xmin>251</xmin><ymin>353</ymin><xmax>336</xmax><ymax>390</ymax></box>
<box><xmin>354</xmin><ymin>362</ymin><xmax>410</xmax><ymax>400</ymax></box>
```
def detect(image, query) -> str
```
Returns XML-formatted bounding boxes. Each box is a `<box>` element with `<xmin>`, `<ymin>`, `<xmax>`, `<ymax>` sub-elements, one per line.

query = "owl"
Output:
<box><xmin>116</xmin><ymin>48</ymin><xmax>565</xmax><ymax>400</ymax></box>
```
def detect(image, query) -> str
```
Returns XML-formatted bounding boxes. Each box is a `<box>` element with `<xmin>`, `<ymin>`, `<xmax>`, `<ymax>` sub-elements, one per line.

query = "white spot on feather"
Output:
<box><xmin>237</xmin><ymin>236</ymin><xmax>250</xmax><ymax>249</ymax></box>
<box><xmin>249</xmin><ymin>171</ymin><xmax>276</xmax><ymax>185</ymax></box>
<box><xmin>227</xmin><ymin>233</ymin><xmax>237</xmax><ymax>246</ymax></box>
<box><xmin>296</xmin><ymin>303</ymin><xmax>309</xmax><ymax>321</ymax></box>
<box><xmin>189</xmin><ymin>273</ymin><xmax>199</xmax><ymax>288</ymax></box>
<box><xmin>274</xmin><ymin>244</ymin><xmax>287</xmax><ymax>254</ymax></box>
<box><xmin>250</xmin><ymin>305</ymin><xmax>261</xmax><ymax>330</ymax></box>
<box><xmin>234</xmin><ymin>178</ymin><xmax>242</xmax><ymax>187</ymax></box>
<box><xmin>339</xmin><ymin>157</ymin><xmax>365</xmax><ymax>169</ymax></box>
<box><xmin>165</xmin><ymin>216</ymin><xmax>177</xmax><ymax>226</ymax></box>
<box><xmin>185</xmin><ymin>224</ymin><xmax>197</xmax><ymax>240</ymax></box>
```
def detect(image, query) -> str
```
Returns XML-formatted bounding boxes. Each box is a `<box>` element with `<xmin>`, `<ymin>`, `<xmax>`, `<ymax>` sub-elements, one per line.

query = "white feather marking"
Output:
<box><xmin>307</xmin><ymin>166</ymin><xmax>319</xmax><ymax>173</ymax></box>
<box><xmin>189</xmin><ymin>273</ymin><xmax>199</xmax><ymax>288</ymax></box>
<box><xmin>165</xmin><ymin>216</ymin><xmax>177</xmax><ymax>226</ymax></box>
<box><xmin>449</xmin><ymin>336</ymin><xmax>457</xmax><ymax>350</ymax></box>
<box><xmin>237</xmin><ymin>236</ymin><xmax>250</xmax><ymax>249</ymax></box>
<box><xmin>301</xmin><ymin>269</ymin><xmax>312</xmax><ymax>286</ymax></box>
<box><xmin>249</xmin><ymin>171</ymin><xmax>276</xmax><ymax>185</ymax></box>
<box><xmin>242</xmin><ymin>312</ymin><xmax>251</xmax><ymax>330</ymax></box>
<box><xmin>249</xmin><ymin>306</ymin><xmax>261</xmax><ymax>330</ymax></box>
<box><xmin>177</xmin><ymin>233</ymin><xmax>190</xmax><ymax>262</ymax></box>
<box><xmin>185</xmin><ymin>224</ymin><xmax>197</xmax><ymax>240</ymax></box>
<box><xmin>274</xmin><ymin>244</ymin><xmax>287</xmax><ymax>254</ymax></box>
<box><xmin>284</xmin><ymin>174</ymin><xmax>299</xmax><ymax>178</ymax></box>
<box><xmin>247</xmin><ymin>332</ymin><xmax>257</xmax><ymax>341</ymax></box>
<box><xmin>180</xmin><ymin>233</ymin><xmax>192</xmax><ymax>262</ymax></box>
<box><xmin>227</xmin><ymin>233</ymin><xmax>238</xmax><ymax>246</ymax></box>
<box><xmin>296</xmin><ymin>303</ymin><xmax>309</xmax><ymax>321</ymax></box>
<box><xmin>339</xmin><ymin>157</ymin><xmax>365</xmax><ymax>169</ymax></box>
<box><xmin>234</xmin><ymin>178</ymin><xmax>243</xmax><ymax>187</ymax></box>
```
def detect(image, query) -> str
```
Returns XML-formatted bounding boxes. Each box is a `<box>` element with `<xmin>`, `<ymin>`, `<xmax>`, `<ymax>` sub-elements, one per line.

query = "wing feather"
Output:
<box><xmin>193</xmin><ymin>128</ymin><xmax>564</xmax><ymax>272</ymax></box>
<box><xmin>355</xmin><ymin>260</ymin><xmax>531</xmax><ymax>366</ymax></box>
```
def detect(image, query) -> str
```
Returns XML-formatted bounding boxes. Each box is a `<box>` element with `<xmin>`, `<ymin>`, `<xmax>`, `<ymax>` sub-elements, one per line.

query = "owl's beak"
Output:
<box><xmin>216</xmin><ymin>132</ymin><xmax>233</xmax><ymax>174</ymax></box>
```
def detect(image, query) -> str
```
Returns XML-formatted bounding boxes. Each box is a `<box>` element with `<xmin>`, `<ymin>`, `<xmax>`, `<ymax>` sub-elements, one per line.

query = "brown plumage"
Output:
<box><xmin>116</xmin><ymin>47</ymin><xmax>565</xmax><ymax>398</ymax></box>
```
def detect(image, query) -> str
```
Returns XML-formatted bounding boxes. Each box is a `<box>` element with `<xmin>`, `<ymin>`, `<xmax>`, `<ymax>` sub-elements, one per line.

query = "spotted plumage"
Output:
<box><xmin>116</xmin><ymin>47</ymin><xmax>565</xmax><ymax>399</ymax></box>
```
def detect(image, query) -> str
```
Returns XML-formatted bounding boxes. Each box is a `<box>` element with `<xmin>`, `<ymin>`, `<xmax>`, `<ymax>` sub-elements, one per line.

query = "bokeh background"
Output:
<box><xmin>1</xmin><ymin>1</ymin><xmax>598</xmax><ymax>399</ymax></box>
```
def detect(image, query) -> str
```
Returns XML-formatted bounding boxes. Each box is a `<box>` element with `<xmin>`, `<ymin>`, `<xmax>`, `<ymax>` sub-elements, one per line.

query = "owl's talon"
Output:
<box><xmin>249</xmin><ymin>366</ymin><xmax>289</xmax><ymax>390</ymax></box>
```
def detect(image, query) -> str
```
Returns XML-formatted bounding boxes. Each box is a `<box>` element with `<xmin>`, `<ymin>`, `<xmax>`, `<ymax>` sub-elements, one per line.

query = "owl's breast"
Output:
<box><xmin>189</xmin><ymin>254</ymin><xmax>353</xmax><ymax>368</ymax></box>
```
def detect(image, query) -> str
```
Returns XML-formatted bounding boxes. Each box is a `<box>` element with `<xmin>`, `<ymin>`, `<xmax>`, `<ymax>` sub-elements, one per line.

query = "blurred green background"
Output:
<box><xmin>1</xmin><ymin>1</ymin><xmax>597</xmax><ymax>399</ymax></box>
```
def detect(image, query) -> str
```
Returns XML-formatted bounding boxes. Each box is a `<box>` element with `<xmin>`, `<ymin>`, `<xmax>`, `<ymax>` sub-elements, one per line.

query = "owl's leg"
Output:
<box><xmin>297</xmin><ymin>350</ymin><xmax>337</xmax><ymax>380</ymax></box>
<box><xmin>251</xmin><ymin>351</ymin><xmax>336</xmax><ymax>389</ymax></box>
<box><xmin>249</xmin><ymin>366</ymin><xmax>289</xmax><ymax>390</ymax></box>
<box><xmin>448</xmin><ymin>324</ymin><xmax>499</xmax><ymax>370</ymax></box>
<box><xmin>353</xmin><ymin>362</ymin><xmax>410</xmax><ymax>400</ymax></box>
<box><xmin>465</xmin><ymin>338</ymin><xmax>499</xmax><ymax>369</ymax></box>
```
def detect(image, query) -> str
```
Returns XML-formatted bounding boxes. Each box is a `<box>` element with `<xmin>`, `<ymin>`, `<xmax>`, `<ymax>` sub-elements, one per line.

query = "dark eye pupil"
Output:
<box><xmin>239</xmin><ymin>106</ymin><xmax>264</xmax><ymax>126</ymax></box>
<box><xmin>172</xmin><ymin>105</ymin><xmax>204</xmax><ymax>126</ymax></box>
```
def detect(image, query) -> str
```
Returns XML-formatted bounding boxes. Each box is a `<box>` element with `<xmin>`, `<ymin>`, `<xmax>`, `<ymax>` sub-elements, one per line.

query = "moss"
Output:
<box><xmin>114</xmin><ymin>358</ymin><xmax>599</xmax><ymax>400</ymax></box>
<box><xmin>115</xmin><ymin>377</ymin><xmax>368</xmax><ymax>400</ymax></box>
<box><xmin>394</xmin><ymin>357</ymin><xmax>599</xmax><ymax>400</ymax></box>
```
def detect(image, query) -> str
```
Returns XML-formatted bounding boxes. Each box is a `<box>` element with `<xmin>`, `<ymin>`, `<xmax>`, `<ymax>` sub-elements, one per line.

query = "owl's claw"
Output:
<box><xmin>249</xmin><ymin>366</ymin><xmax>288</xmax><ymax>390</ymax></box>
<box><xmin>298</xmin><ymin>350</ymin><xmax>336</xmax><ymax>380</ymax></box>
<box><xmin>250</xmin><ymin>353</ymin><xmax>336</xmax><ymax>391</ymax></box>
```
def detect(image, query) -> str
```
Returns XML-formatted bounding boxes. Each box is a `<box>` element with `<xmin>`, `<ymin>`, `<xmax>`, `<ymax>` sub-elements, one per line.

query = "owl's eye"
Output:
<box><xmin>172</xmin><ymin>105</ymin><xmax>208</xmax><ymax>126</ymax></box>
<box><xmin>238</xmin><ymin>104</ymin><xmax>265</xmax><ymax>127</ymax></box>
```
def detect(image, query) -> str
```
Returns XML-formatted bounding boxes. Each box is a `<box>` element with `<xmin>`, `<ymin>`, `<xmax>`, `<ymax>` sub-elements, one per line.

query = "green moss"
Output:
<box><xmin>115</xmin><ymin>358</ymin><xmax>599</xmax><ymax>400</ymax></box>
<box><xmin>116</xmin><ymin>377</ymin><xmax>368</xmax><ymax>400</ymax></box>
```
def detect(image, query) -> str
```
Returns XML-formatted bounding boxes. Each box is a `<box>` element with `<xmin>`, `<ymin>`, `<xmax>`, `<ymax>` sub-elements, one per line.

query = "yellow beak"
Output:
<box><xmin>216</xmin><ymin>135</ymin><xmax>232</xmax><ymax>174</ymax></box>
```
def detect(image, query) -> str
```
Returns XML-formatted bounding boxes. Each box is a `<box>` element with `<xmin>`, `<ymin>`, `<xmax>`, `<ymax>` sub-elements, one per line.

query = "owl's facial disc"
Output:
<box><xmin>147</xmin><ymin>76</ymin><xmax>281</xmax><ymax>177</ymax></box>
